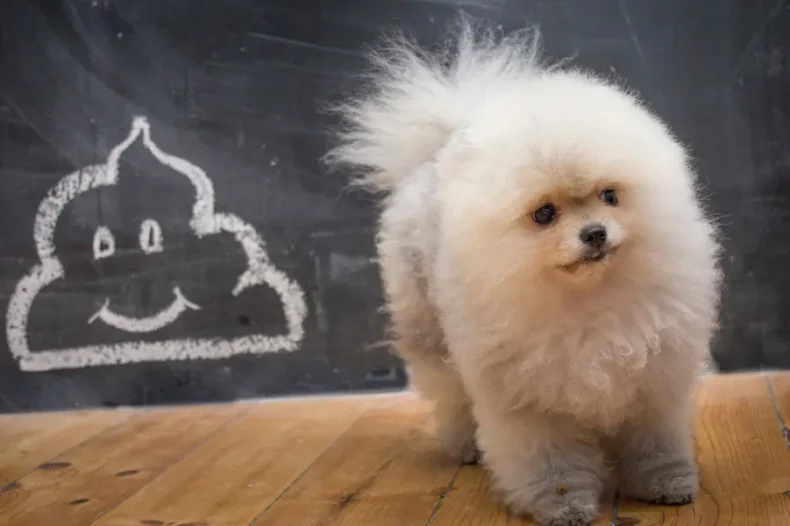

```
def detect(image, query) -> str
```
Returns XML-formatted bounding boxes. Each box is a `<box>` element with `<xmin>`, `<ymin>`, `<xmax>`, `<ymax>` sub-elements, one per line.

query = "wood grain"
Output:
<box><xmin>92</xmin><ymin>396</ymin><xmax>377</xmax><ymax>526</ymax></box>
<box><xmin>0</xmin><ymin>374</ymin><xmax>789</xmax><ymax>525</ymax></box>
<box><xmin>767</xmin><ymin>371</ymin><xmax>790</xmax><ymax>434</ymax></box>
<box><xmin>251</xmin><ymin>393</ymin><xmax>459</xmax><ymax>526</ymax></box>
<box><xmin>0</xmin><ymin>409</ymin><xmax>131</xmax><ymax>487</ymax></box>
<box><xmin>616</xmin><ymin>373</ymin><xmax>790</xmax><ymax>525</ymax></box>
<box><xmin>0</xmin><ymin>404</ymin><xmax>244</xmax><ymax>526</ymax></box>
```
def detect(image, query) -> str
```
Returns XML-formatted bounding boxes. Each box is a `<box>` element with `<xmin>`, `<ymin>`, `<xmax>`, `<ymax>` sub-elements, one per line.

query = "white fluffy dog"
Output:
<box><xmin>326</xmin><ymin>18</ymin><xmax>722</xmax><ymax>526</ymax></box>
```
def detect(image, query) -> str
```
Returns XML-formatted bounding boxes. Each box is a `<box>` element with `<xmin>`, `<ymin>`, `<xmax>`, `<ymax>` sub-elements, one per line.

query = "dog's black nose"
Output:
<box><xmin>580</xmin><ymin>224</ymin><xmax>607</xmax><ymax>248</ymax></box>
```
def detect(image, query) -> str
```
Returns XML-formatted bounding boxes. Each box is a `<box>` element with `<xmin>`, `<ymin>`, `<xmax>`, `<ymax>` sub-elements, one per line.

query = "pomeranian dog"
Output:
<box><xmin>326</xmin><ymin>17</ymin><xmax>722</xmax><ymax>526</ymax></box>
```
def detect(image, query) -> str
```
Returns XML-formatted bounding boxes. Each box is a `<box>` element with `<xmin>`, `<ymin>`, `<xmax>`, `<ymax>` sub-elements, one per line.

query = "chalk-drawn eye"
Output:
<box><xmin>139</xmin><ymin>219</ymin><xmax>163</xmax><ymax>254</ymax></box>
<box><xmin>93</xmin><ymin>226</ymin><xmax>115</xmax><ymax>260</ymax></box>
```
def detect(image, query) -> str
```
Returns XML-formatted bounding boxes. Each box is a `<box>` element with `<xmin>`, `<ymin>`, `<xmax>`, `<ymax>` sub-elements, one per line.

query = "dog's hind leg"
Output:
<box><xmin>377</xmin><ymin>226</ymin><xmax>478</xmax><ymax>464</ymax></box>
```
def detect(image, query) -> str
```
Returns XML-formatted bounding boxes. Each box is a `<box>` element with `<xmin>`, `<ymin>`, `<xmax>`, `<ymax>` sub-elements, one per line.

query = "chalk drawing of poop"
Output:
<box><xmin>6</xmin><ymin>117</ymin><xmax>308</xmax><ymax>372</ymax></box>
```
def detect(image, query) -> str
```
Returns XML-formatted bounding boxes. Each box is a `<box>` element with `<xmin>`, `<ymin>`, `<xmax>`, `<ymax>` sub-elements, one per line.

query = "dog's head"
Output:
<box><xmin>520</xmin><ymin>177</ymin><xmax>627</xmax><ymax>285</ymax></box>
<box><xmin>436</xmin><ymin>73</ymin><xmax>712</xmax><ymax>296</ymax></box>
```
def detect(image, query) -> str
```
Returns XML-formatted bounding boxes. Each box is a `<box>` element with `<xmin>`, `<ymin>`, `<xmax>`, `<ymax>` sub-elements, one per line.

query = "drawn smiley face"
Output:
<box><xmin>86</xmin><ymin>219</ymin><xmax>201</xmax><ymax>332</ymax></box>
<box><xmin>6</xmin><ymin>116</ymin><xmax>308</xmax><ymax>371</ymax></box>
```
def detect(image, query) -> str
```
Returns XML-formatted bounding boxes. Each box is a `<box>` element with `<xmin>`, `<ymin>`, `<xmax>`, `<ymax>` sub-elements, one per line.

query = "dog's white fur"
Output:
<box><xmin>326</xmin><ymin>18</ymin><xmax>721</xmax><ymax>526</ymax></box>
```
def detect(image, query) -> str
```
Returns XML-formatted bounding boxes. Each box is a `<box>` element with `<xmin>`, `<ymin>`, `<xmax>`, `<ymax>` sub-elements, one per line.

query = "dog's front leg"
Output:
<box><xmin>613</xmin><ymin>397</ymin><xmax>699</xmax><ymax>505</ymax></box>
<box><xmin>473</xmin><ymin>400</ymin><xmax>606</xmax><ymax>526</ymax></box>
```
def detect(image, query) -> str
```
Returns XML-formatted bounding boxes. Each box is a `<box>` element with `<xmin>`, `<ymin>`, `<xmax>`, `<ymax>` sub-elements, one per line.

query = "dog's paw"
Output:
<box><xmin>445</xmin><ymin>436</ymin><xmax>479</xmax><ymax>465</ymax></box>
<box><xmin>646</xmin><ymin>472</ymin><xmax>697</xmax><ymax>505</ymax></box>
<box><xmin>620</xmin><ymin>458</ymin><xmax>698</xmax><ymax>505</ymax></box>
<box><xmin>534</xmin><ymin>501</ymin><xmax>598</xmax><ymax>526</ymax></box>
<box><xmin>505</xmin><ymin>487</ymin><xmax>599</xmax><ymax>526</ymax></box>
<box><xmin>459</xmin><ymin>444</ymin><xmax>481</xmax><ymax>465</ymax></box>
<box><xmin>435</xmin><ymin>409</ymin><xmax>479</xmax><ymax>465</ymax></box>
<box><xmin>651</xmin><ymin>491</ymin><xmax>694</xmax><ymax>506</ymax></box>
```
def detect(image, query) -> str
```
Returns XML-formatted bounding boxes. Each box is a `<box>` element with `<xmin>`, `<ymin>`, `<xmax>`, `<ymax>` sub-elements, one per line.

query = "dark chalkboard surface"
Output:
<box><xmin>0</xmin><ymin>0</ymin><xmax>788</xmax><ymax>412</ymax></box>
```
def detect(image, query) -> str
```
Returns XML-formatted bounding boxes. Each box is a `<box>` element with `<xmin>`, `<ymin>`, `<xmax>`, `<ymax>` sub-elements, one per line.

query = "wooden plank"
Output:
<box><xmin>0</xmin><ymin>373</ymin><xmax>788</xmax><ymax>526</ymax></box>
<box><xmin>616</xmin><ymin>373</ymin><xmax>790</xmax><ymax>526</ymax></box>
<box><xmin>251</xmin><ymin>393</ymin><xmax>459</xmax><ymax>526</ymax></box>
<box><xmin>428</xmin><ymin>465</ymin><xmax>615</xmax><ymax>525</ymax></box>
<box><xmin>0</xmin><ymin>409</ymin><xmax>131</xmax><ymax>487</ymax></box>
<box><xmin>92</xmin><ymin>395</ymin><xmax>378</xmax><ymax>526</ymax></box>
<box><xmin>0</xmin><ymin>404</ymin><xmax>245</xmax><ymax>526</ymax></box>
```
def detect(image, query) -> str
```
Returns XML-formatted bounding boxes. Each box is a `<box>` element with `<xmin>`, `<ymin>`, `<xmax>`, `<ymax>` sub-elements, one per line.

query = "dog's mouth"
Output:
<box><xmin>560</xmin><ymin>246</ymin><xmax>619</xmax><ymax>273</ymax></box>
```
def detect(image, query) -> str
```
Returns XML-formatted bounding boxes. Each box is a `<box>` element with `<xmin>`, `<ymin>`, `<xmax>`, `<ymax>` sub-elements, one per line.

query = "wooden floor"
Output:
<box><xmin>1</xmin><ymin>373</ymin><xmax>789</xmax><ymax>525</ymax></box>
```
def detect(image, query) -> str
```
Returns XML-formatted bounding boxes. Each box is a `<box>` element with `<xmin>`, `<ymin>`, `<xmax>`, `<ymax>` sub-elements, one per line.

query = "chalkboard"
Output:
<box><xmin>0</xmin><ymin>0</ymin><xmax>788</xmax><ymax>412</ymax></box>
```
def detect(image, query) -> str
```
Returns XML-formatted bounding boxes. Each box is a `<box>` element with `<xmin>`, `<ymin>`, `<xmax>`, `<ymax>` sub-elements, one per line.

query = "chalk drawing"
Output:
<box><xmin>6</xmin><ymin>116</ymin><xmax>308</xmax><ymax>371</ymax></box>
<box><xmin>92</xmin><ymin>225</ymin><xmax>115</xmax><ymax>260</ymax></box>
<box><xmin>139</xmin><ymin>219</ymin><xmax>163</xmax><ymax>254</ymax></box>
<box><xmin>88</xmin><ymin>286</ymin><xmax>201</xmax><ymax>333</ymax></box>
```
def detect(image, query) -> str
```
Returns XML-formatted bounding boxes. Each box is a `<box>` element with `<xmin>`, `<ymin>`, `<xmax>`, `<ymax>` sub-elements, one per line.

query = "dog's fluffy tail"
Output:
<box><xmin>324</xmin><ymin>16</ymin><xmax>545</xmax><ymax>194</ymax></box>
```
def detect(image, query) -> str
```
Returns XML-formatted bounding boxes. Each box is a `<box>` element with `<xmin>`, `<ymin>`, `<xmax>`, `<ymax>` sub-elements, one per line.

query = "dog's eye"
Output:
<box><xmin>532</xmin><ymin>204</ymin><xmax>557</xmax><ymax>225</ymax></box>
<box><xmin>600</xmin><ymin>189</ymin><xmax>618</xmax><ymax>206</ymax></box>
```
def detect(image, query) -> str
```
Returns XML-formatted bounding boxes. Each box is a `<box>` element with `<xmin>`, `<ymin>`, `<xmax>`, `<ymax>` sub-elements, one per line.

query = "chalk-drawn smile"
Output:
<box><xmin>88</xmin><ymin>286</ymin><xmax>200</xmax><ymax>333</ymax></box>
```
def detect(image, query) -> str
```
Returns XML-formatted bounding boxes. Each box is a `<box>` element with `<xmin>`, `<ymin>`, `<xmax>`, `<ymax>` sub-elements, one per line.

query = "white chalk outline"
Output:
<box><xmin>139</xmin><ymin>218</ymin><xmax>164</xmax><ymax>254</ymax></box>
<box><xmin>6</xmin><ymin>116</ymin><xmax>308</xmax><ymax>371</ymax></box>
<box><xmin>88</xmin><ymin>285</ymin><xmax>201</xmax><ymax>333</ymax></box>
<box><xmin>92</xmin><ymin>225</ymin><xmax>115</xmax><ymax>260</ymax></box>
